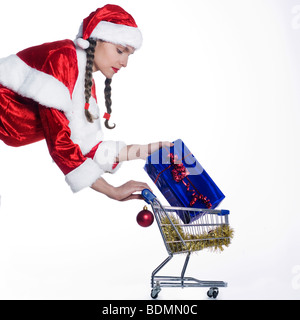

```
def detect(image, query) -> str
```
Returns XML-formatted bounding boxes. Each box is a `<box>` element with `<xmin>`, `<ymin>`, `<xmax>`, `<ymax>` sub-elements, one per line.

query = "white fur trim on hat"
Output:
<box><xmin>77</xmin><ymin>21</ymin><xmax>142</xmax><ymax>50</ymax></box>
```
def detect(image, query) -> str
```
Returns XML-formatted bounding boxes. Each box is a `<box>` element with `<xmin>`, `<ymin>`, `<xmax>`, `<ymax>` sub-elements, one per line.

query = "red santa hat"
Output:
<box><xmin>76</xmin><ymin>4</ymin><xmax>143</xmax><ymax>50</ymax></box>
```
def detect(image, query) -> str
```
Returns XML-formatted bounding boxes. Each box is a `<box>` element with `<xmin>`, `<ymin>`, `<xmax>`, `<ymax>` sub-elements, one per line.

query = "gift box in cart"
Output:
<box><xmin>142</xmin><ymin>189</ymin><xmax>233</xmax><ymax>299</ymax></box>
<box><xmin>144</xmin><ymin>139</ymin><xmax>225</xmax><ymax>223</ymax></box>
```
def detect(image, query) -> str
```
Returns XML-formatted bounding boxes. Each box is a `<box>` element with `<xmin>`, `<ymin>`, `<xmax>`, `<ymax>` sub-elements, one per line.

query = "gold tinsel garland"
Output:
<box><xmin>160</xmin><ymin>216</ymin><xmax>234</xmax><ymax>253</ymax></box>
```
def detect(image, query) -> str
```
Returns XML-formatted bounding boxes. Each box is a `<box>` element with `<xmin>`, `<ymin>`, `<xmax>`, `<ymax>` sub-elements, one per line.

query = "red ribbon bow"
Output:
<box><xmin>169</xmin><ymin>154</ymin><xmax>190</xmax><ymax>182</ymax></box>
<box><xmin>168</xmin><ymin>153</ymin><xmax>212</xmax><ymax>208</ymax></box>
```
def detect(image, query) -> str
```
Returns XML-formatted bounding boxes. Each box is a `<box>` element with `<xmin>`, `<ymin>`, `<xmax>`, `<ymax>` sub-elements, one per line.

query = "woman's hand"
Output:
<box><xmin>113</xmin><ymin>180</ymin><xmax>151</xmax><ymax>201</ymax></box>
<box><xmin>91</xmin><ymin>177</ymin><xmax>151</xmax><ymax>201</ymax></box>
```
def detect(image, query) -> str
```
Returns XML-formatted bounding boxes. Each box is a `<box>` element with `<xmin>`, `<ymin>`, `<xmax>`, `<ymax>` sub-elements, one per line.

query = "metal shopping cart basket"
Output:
<box><xmin>142</xmin><ymin>189</ymin><xmax>233</xmax><ymax>299</ymax></box>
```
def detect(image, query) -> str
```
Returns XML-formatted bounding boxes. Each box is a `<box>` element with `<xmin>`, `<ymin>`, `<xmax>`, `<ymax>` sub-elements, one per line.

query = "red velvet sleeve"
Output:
<box><xmin>38</xmin><ymin>105</ymin><xmax>87</xmax><ymax>175</ymax></box>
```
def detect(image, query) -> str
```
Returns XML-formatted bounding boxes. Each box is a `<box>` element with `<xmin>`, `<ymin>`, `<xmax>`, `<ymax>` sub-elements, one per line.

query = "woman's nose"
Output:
<box><xmin>120</xmin><ymin>55</ymin><xmax>129</xmax><ymax>68</ymax></box>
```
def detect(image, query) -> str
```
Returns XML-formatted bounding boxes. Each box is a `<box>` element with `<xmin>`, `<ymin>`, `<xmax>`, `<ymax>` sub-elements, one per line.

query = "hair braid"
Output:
<box><xmin>84</xmin><ymin>38</ymin><xmax>97</xmax><ymax>123</ymax></box>
<box><xmin>104</xmin><ymin>78</ymin><xmax>116</xmax><ymax>129</ymax></box>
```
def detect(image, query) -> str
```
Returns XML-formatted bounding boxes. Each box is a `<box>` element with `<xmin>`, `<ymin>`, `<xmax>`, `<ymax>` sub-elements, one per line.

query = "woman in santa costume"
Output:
<box><xmin>0</xmin><ymin>4</ymin><xmax>170</xmax><ymax>201</ymax></box>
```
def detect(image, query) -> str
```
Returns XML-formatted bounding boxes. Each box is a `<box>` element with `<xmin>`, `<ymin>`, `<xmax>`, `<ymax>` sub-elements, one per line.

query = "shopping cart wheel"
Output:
<box><xmin>150</xmin><ymin>281</ymin><xmax>161</xmax><ymax>299</ymax></box>
<box><xmin>151</xmin><ymin>284</ymin><xmax>161</xmax><ymax>299</ymax></box>
<box><xmin>207</xmin><ymin>287</ymin><xmax>219</xmax><ymax>299</ymax></box>
<box><xmin>151</xmin><ymin>289</ymin><xmax>159</xmax><ymax>299</ymax></box>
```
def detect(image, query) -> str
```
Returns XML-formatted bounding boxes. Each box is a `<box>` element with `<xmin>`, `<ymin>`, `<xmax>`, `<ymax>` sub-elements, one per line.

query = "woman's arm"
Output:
<box><xmin>91</xmin><ymin>141</ymin><xmax>172</xmax><ymax>201</ymax></box>
<box><xmin>117</xmin><ymin>141</ymin><xmax>173</xmax><ymax>162</ymax></box>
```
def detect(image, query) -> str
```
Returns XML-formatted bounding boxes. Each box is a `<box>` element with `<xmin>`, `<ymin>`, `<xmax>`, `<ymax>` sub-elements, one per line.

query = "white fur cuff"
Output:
<box><xmin>65</xmin><ymin>158</ymin><xmax>104</xmax><ymax>193</ymax></box>
<box><xmin>94</xmin><ymin>140</ymin><xmax>126</xmax><ymax>173</ymax></box>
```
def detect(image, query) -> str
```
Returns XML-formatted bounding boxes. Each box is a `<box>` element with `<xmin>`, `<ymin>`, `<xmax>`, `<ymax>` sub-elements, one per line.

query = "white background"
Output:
<box><xmin>0</xmin><ymin>0</ymin><xmax>299</xmax><ymax>300</ymax></box>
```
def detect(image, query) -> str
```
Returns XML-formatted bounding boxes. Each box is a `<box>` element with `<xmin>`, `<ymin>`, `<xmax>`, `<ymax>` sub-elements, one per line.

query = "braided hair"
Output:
<box><xmin>84</xmin><ymin>38</ymin><xmax>115</xmax><ymax>129</ymax></box>
<box><xmin>84</xmin><ymin>38</ymin><xmax>97</xmax><ymax>123</ymax></box>
<box><xmin>104</xmin><ymin>78</ymin><xmax>115</xmax><ymax>129</ymax></box>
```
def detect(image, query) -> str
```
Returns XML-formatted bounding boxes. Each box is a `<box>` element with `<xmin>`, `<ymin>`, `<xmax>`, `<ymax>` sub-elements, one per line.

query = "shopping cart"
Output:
<box><xmin>142</xmin><ymin>189</ymin><xmax>232</xmax><ymax>299</ymax></box>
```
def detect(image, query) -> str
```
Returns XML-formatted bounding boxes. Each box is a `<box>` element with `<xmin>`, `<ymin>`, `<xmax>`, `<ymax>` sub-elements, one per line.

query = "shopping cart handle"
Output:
<box><xmin>218</xmin><ymin>209</ymin><xmax>230</xmax><ymax>216</ymax></box>
<box><xmin>142</xmin><ymin>189</ymin><xmax>157</xmax><ymax>204</ymax></box>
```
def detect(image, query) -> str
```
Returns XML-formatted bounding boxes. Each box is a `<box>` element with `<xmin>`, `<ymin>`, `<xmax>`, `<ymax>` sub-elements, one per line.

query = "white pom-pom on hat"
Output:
<box><xmin>76</xmin><ymin>38</ymin><xmax>90</xmax><ymax>49</ymax></box>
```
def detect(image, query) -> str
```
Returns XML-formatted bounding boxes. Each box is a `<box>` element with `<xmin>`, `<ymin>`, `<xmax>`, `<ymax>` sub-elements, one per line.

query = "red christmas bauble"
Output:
<box><xmin>137</xmin><ymin>206</ymin><xmax>154</xmax><ymax>227</ymax></box>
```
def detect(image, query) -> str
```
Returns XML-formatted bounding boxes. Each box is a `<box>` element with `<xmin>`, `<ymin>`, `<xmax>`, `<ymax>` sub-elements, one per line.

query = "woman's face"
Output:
<box><xmin>93</xmin><ymin>41</ymin><xmax>135</xmax><ymax>78</ymax></box>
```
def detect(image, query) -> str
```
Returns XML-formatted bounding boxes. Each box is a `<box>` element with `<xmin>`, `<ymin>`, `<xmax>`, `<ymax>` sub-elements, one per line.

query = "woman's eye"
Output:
<box><xmin>117</xmin><ymin>48</ymin><xmax>123</xmax><ymax>54</ymax></box>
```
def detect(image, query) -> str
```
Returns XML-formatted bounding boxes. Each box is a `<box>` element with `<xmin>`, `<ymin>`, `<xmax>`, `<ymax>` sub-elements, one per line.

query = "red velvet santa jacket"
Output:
<box><xmin>0</xmin><ymin>39</ymin><xmax>125</xmax><ymax>192</ymax></box>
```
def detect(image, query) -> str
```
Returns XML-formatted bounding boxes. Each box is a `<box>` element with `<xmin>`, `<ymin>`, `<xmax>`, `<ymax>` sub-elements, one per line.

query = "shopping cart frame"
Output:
<box><xmin>142</xmin><ymin>189</ymin><xmax>230</xmax><ymax>299</ymax></box>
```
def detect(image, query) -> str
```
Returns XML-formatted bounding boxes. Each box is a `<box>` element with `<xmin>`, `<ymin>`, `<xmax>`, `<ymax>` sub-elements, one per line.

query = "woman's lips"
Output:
<box><xmin>112</xmin><ymin>67</ymin><xmax>119</xmax><ymax>73</ymax></box>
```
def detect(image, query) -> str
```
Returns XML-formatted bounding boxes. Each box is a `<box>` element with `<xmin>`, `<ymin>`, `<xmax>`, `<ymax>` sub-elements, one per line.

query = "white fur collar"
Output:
<box><xmin>0</xmin><ymin>46</ymin><xmax>104</xmax><ymax>155</ymax></box>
